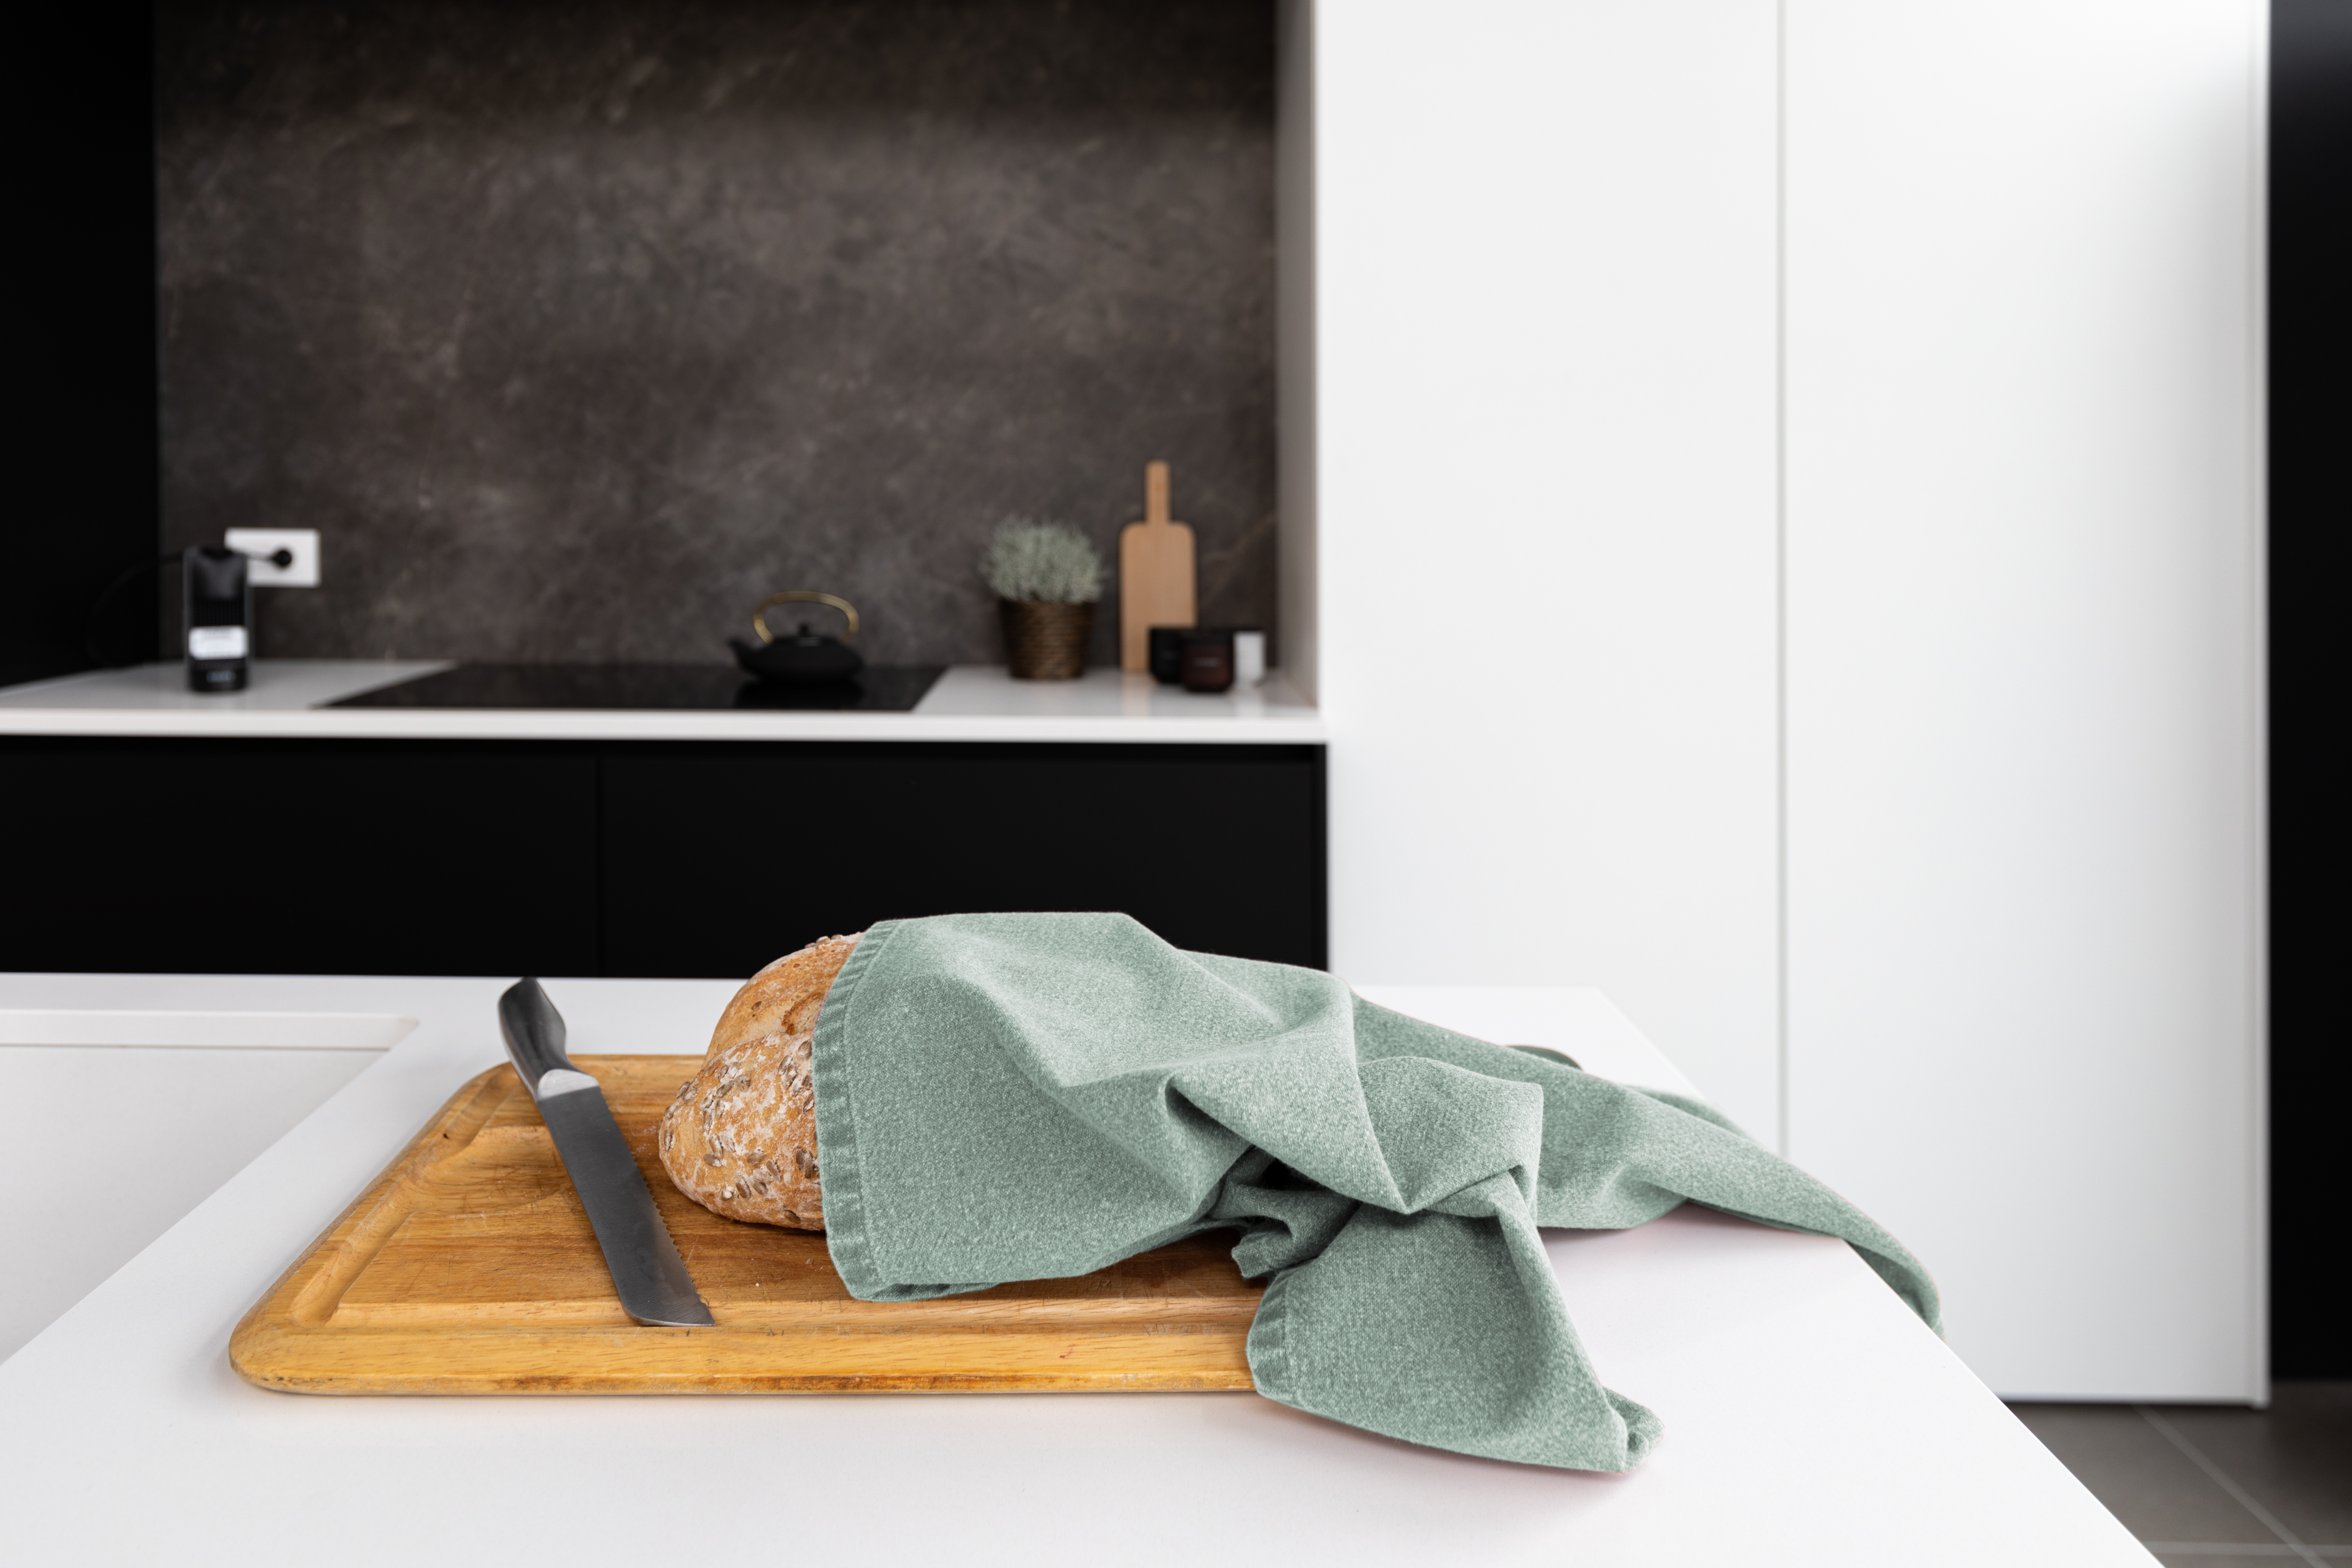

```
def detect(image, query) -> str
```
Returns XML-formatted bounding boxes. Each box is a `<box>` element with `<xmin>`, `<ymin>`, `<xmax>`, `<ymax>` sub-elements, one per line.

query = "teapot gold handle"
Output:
<box><xmin>751</xmin><ymin>591</ymin><xmax>859</xmax><ymax>644</ymax></box>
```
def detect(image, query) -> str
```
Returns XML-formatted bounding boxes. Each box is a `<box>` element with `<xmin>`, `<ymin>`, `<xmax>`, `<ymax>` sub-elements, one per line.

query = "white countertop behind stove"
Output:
<box><xmin>0</xmin><ymin>660</ymin><xmax>1325</xmax><ymax>743</ymax></box>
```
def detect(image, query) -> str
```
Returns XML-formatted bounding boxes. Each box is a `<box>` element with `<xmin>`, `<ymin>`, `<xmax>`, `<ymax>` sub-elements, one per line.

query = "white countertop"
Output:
<box><xmin>0</xmin><ymin>973</ymin><xmax>2144</xmax><ymax>1567</ymax></box>
<box><xmin>0</xmin><ymin>661</ymin><xmax>1325</xmax><ymax>743</ymax></box>
<box><xmin>0</xmin><ymin>658</ymin><xmax>455</xmax><ymax>712</ymax></box>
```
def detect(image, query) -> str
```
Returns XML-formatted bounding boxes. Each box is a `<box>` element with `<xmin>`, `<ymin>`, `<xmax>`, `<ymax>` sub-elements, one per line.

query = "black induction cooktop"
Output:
<box><xmin>331</xmin><ymin>663</ymin><xmax>943</xmax><ymax>712</ymax></box>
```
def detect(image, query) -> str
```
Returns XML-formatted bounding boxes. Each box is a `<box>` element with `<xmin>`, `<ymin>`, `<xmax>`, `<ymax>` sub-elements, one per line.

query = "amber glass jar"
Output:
<box><xmin>1180</xmin><ymin>627</ymin><xmax>1235</xmax><ymax>693</ymax></box>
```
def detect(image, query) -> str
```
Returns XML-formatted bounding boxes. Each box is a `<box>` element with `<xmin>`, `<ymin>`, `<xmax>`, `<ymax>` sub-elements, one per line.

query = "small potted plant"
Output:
<box><xmin>984</xmin><ymin>517</ymin><xmax>1103</xmax><ymax>680</ymax></box>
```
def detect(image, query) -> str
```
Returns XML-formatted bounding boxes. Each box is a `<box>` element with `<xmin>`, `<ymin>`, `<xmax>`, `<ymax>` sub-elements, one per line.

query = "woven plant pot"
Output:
<box><xmin>999</xmin><ymin>598</ymin><xmax>1094</xmax><ymax>680</ymax></box>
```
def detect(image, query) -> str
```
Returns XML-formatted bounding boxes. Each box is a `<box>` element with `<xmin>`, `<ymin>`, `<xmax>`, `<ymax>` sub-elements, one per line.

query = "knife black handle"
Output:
<box><xmin>498</xmin><ymin>976</ymin><xmax>575</xmax><ymax>1095</ymax></box>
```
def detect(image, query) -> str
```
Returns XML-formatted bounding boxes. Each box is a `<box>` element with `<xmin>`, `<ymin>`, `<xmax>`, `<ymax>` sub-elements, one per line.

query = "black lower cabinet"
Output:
<box><xmin>601</xmin><ymin>742</ymin><xmax>1326</xmax><ymax>976</ymax></box>
<box><xmin>1</xmin><ymin>737</ymin><xmax>1324</xmax><ymax>978</ymax></box>
<box><xmin>3</xmin><ymin>737</ymin><xmax>600</xmax><ymax>976</ymax></box>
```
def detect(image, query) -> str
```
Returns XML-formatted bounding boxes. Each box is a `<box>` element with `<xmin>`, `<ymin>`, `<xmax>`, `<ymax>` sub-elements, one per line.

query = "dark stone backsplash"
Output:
<box><xmin>156</xmin><ymin>1</ymin><xmax>1275</xmax><ymax>667</ymax></box>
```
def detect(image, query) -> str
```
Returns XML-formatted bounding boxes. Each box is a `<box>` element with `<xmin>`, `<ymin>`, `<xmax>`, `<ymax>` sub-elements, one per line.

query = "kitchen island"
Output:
<box><xmin>0</xmin><ymin>973</ymin><xmax>2147</xmax><ymax>1567</ymax></box>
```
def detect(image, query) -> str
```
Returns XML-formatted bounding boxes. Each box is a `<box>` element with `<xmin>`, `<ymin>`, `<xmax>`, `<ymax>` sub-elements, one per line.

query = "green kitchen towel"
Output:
<box><xmin>812</xmin><ymin>912</ymin><xmax>1938</xmax><ymax>1471</ymax></box>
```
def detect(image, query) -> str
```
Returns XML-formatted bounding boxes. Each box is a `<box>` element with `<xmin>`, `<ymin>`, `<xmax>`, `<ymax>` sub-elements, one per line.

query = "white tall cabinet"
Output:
<box><xmin>1288</xmin><ymin>0</ymin><xmax>2266</xmax><ymax>1401</ymax></box>
<box><xmin>1781</xmin><ymin>0</ymin><xmax>2267</xmax><ymax>1401</ymax></box>
<box><xmin>1294</xmin><ymin>0</ymin><xmax>1787</xmax><ymax>1144</ymax></box>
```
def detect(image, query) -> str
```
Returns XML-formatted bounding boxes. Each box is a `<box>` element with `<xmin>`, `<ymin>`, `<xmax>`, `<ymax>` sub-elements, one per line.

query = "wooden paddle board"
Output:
<box><xmin>1119</xmin><ymin>460</ymin><xmax>1197</xmax><ymax>671</ymax></box>
<box><xmin>230</xmin><ymin>1056</ymin><xmax>1261</xmax><ymax>1394</ymax></box>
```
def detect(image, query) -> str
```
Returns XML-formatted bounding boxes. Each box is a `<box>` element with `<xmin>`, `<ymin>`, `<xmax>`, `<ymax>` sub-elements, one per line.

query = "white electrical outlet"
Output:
<box><xmin>224</xmin><ymin>528</ymin><xmax>322</xmax><ymax>588</ymax></box>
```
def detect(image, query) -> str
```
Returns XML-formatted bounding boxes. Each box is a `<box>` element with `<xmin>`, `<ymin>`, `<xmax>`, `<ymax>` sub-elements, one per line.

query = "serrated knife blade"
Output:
<box><xmin>497</xmin><ymin>978</ymin><xmax>714</xmax><ymax>1328</ymax></box>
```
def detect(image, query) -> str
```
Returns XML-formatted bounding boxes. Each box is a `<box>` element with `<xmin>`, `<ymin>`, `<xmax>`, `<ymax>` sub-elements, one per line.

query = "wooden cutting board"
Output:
<box><xmin>231</xmin><ymin>1056</ymin><xmax>1261</xmax><ymax>1395</ymax></box>
<box><xmin>1119</xmin><ymin>460</ymin><xmax>1197</xmax><ymax>671</ymax></box>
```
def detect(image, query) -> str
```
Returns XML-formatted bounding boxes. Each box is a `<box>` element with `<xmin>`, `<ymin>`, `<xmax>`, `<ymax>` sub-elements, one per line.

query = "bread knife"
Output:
<box><xmin>497</xmin><ymin>978</ymin><xmax>715</xmax><ymax>1328</ymax></box>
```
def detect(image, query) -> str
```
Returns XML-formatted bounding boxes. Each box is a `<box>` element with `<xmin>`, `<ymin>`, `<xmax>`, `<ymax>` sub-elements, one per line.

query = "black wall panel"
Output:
<box><xmin>6</xmin><ymin>1</ymin><xmax>160</xmax><ymax>687</ymax></box>
<box><xmin>2269</xmin><ymin>0</ymin><xmax>2351</xmax><ymax>1380</ymax></box>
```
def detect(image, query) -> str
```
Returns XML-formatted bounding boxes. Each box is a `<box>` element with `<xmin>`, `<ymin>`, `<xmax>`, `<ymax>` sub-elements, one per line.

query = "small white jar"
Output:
<box><xmin>1232</xmin><ymin>629</ymin><xmax>1266</xmax><ymax>687</ymax></box>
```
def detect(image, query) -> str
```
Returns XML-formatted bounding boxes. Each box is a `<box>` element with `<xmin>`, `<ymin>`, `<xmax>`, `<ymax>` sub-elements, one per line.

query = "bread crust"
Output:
<box><xmin>656</xmin><ymin>933</ymin><xmax>860</xmax><ymax>1230</ymax></box>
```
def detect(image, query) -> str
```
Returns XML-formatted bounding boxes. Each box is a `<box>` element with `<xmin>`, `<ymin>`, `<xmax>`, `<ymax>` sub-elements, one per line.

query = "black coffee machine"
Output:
<box><xmin>184</xmin><ymin>544</ymin><xmax>252</xmax><ymax>692</ymax></box>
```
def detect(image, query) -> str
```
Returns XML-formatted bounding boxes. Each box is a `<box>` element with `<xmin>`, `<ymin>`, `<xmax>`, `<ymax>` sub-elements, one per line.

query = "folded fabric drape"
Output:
<box><xmin>812</xmin><ymin>912</ymin><xmax>1939</xmax><ymax>1470</ymax></box>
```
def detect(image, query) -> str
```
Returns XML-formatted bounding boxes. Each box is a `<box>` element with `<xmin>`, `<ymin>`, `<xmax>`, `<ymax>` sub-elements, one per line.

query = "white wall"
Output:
<box><xmin>1311</xmin><ymin>0</ymin><xmax>1786</xmax><ymax>1141</ymax></box>
<box><xmin>1782</xmin><ymin>0</ymin><xmax>2266</xmax><ymax>1400</ymax></box>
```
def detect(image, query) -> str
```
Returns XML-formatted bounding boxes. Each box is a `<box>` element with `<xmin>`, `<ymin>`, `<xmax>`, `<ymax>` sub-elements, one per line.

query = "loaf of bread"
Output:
<box><xmin>656</xmin><ymin>933</ymin><xmax>861</xmax><ymax>1230</ymax></box>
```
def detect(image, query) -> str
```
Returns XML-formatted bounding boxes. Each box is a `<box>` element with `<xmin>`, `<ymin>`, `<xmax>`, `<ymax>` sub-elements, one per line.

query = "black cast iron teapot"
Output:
<box><xmin>730</xmin><ymin>591</ymin><xmax>864</xmax><ymax>685</ymax></box>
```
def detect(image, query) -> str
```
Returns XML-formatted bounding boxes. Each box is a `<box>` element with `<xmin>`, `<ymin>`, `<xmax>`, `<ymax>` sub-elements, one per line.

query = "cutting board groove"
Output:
<box><xmin>231</xmin><ymin>1056</ymin><xmax>1262</xmax><ymax>1394</ymax></box>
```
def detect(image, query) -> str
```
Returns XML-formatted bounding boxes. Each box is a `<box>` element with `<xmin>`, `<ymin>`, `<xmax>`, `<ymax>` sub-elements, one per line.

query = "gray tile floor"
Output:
<box><xmin>2010</xmin><ymin>1384</ymin><xmax>2351</xmax><ymax>1566</ymax></box>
